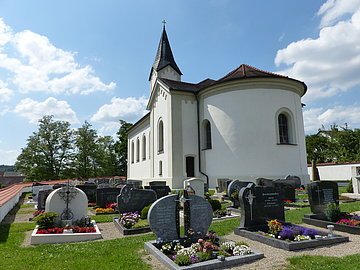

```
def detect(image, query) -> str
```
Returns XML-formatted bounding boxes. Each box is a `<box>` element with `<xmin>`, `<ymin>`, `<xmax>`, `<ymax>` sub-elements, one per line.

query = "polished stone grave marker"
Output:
<box><xmin>96</xmin><ymin>187</ymin><xmax>121</xmax><ymax>208</ymax></box>
<box><xmin>227</xmin><ymin>180</ymin><xmax>253</xmax><ymax>208</ymax></box>
<box><xmin>117</xmin><ymin>185</ymin><xmax>156</xmax><ymax>213</ymax></box>
<box><xmin>308</xmin><ymin>181</ymin><xmax>339</xmax><ymax>218</ymax></box>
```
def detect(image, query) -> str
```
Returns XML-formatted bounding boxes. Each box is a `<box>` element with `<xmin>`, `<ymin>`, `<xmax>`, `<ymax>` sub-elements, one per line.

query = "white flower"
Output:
<box><xmin>220</xmin><ymin>241</ymin><xmax>236</xmax><ymax>251</ymax></box>
<box><xmin>294</xmin><ymin>235</ymin><xmax>311</xmax><ymax>241</ymax></box>
<box><xmin>177</xmin><ymin>247</ymin><xmax>197</xmax><ymax>257</ymax></box>
<box><xmin>233</xmin><ymin>245</ymin><xmax>252</xmax><ymax>256</ymax></box>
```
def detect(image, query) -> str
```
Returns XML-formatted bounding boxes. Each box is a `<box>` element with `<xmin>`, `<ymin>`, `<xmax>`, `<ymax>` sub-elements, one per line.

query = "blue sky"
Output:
<box><xmin>1</xmin><ymin>0</ymin><xmax>360</xmax><ymax>165</ymax></box>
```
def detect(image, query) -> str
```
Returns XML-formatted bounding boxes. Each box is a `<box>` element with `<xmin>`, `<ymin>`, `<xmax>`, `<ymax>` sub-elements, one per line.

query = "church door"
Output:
<box><xmin>186</xmin><ymin>156</ymin><xmax>195</xmax><ymax>177</ymax></box>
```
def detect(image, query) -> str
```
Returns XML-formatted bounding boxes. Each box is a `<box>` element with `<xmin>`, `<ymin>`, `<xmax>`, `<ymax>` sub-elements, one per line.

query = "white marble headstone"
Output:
<box><xmin>45</xmin><ymin>186</ymin><xmax>88</xmax><ymax>222</ymax></box>
<box><xmin>184</xmin><ymin>178</ymin><xmax>205</xmax><ymax>197</ymax></box>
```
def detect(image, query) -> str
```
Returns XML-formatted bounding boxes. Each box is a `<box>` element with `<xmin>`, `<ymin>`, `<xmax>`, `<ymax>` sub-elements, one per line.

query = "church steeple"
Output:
<box><xmin>149</xmin><ymin>23</ymin><xmax>182</xmax><ymax>82</ymax></box>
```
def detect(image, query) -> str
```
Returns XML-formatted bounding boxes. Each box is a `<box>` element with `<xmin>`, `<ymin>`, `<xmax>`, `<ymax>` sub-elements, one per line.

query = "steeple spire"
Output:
<box><xmin>149</xmin><ymin>23</ymin><xmax>182</xmax><ymax>81</ymax></box>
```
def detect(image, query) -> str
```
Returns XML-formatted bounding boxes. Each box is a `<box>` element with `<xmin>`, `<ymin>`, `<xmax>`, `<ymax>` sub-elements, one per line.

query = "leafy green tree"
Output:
<box><xmin>95</xmin><ymin>136</ymin><xmax>118</xmax><ymax>176</ymax></box>
<box><xmin>16</xmin><ymin>115</ymin><xmax>75</xmax><ymax>181</ymax></box>
<box><xmin>115</xmin><ymin>120</ymin><xmax>133</xmax><ymax>176</ymax></box>
<box><xmin>75</xmin><ymin>121</ymin><xmax>98</xmax><ymax>179</ymax></box>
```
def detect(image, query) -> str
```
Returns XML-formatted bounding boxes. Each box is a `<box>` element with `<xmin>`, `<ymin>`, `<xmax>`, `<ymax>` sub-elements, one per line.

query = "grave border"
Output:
<box><xmin>303</xmin><ymin>214</ymin><xmax>360</xmax><ymax>234</ymax></box>
<box><xmin>113</xmin><ymin>217</ymin><xmax>151</xmax><ymax>235</ymax></box>
<box><xmin>144</xmin><ymin>240</ymin><xmax>264</xmax><ymax>270</ymax></box>
<box><xmin>234</xmin><ymin>227</ymin><xmax>348</xmax><ymax>251</ymax></box>
<box><xmin>30</xmin><ymin>221</ymin><xmax>102</xmax><ymax>245</ymax></box>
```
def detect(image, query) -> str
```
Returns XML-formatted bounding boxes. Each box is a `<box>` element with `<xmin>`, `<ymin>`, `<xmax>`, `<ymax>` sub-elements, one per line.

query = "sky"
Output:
<box><xmin>1</xmin><ymin>0</ymin><xmax>360</xmax><ymax>165</ymax></box>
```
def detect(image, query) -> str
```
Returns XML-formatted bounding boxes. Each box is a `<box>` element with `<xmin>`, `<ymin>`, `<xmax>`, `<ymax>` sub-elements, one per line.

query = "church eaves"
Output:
<box><xmin>148</xmin><ymin>26</ymin><xmax>182</xmax><ymax>81</ymax></box>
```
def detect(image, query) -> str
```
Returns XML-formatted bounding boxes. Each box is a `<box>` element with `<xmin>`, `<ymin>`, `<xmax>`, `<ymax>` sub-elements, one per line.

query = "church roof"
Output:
<box><xmin>149</xmin><ymin>26</ymin><xmax>182</xmax><ymax>81</ymax></box>
<box><xmin>158</xmin><ymin>64</ymin><xmax>306</xmax><ymax>95</ymax></box>
<box><xmin>218</xmin><ymin>64</ymin><xmax>286</xmax><ymax>82</ymax></box>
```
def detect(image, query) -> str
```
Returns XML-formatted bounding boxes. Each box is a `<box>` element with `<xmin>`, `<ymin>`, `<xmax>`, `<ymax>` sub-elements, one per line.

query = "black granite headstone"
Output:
<box><xmin>307</xmin><ymin>181</ymin><xmax>339</xmax><ymax>218</ymax></box>
<box><xmin>149</xmin><ymin>181</ymin><xmax>166</xmax><ymax>186</ymax></box>
<box><xmin>239</xmin><ymin>183</ymin><xmax>285</xmax><ymax>229</ymax></box>
<box><xmin>117</xmin><ymin>185</ymin><xmax>157</xmax><ymax>213</ymax></box>
<box><xmin>96</xmin><ymin>187</ymin><xmax>121</xmax><ymax>208</ymax></box>
<box><xmin>37</xmin><ymin>189</ymin><xmax>53</xmax><ymax>210</ymax></box>
<box><xmin>144</xmin><ymin>185</ymin><xmax>171</xmax><ymax>198</ymax></box>
<box><xmin>217</xmin><ymin>178</ymin><xmax>232</xmax><ymax>193</ymax></box>
<box><xmin>126</xmin><ymin>179</ymin><xmax>143</xmax><ymax>189</ymax></box>
<box><xmin>76</xmin><ymin>184</ymin><xmax>97</xmax><ymax>203</ymax></box>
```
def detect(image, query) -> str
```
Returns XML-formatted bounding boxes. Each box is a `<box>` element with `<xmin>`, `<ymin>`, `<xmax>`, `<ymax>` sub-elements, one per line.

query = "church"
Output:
<box><xmin>127</xmin><ymin>26</ymin><xmax>310</xmax><ymax>189</ymax></box>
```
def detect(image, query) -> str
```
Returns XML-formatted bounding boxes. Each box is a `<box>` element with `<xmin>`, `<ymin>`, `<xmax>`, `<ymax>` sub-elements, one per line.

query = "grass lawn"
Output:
<box><xmin>286</xmin><ymin>254</ymin><xmax>360</xmax><ymax>270</ymax></box>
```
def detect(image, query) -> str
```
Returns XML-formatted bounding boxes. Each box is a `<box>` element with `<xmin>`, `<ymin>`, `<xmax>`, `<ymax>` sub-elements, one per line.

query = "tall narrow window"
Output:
<box><xmin>148</xmin><ymin>131</ymin><xmax>151</xmax><ymax>159</ymax></box>
<box><xmin>278</xmin><ymin>113</ymin><xmax>289</xmax><ymax>144</ymax></box>
<box><xmin>158</xmin><ymin>120</ymin><xmax>164</xmax><ymax>153</ymax></box>
<box><xmin>142</xmin><ymin>134</ymin><xmax>146</xmax><ymax>160</ymax></box>
<box><xmin>131</xmin><ymin>141</ymin><xmax>134</xmax><ymax>163</ymax></box>
<box><xmin>159</xmin><ymin>161</ymin><xmax>163</xmax><ymax>176</ymax></box>
<box><xmin>136</xmin><ymin>138</ymin><xmax>140</xmax><ymax>162</ymax></box>
<box><xmin>203</xmin><ymin>120</ymin><xmax>212</xmax><ymax>149</ymax></box>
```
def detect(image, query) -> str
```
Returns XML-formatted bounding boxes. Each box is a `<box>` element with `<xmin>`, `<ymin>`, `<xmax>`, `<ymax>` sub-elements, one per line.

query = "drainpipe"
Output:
<box><xmin>195</xmin><ymin>94</ymin><xmax>209</xmax><ymax>190</ymax></box>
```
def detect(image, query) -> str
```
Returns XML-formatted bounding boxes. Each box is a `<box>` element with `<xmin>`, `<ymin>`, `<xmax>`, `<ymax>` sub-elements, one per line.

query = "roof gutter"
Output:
<box><xmin>195</xmin><ymin>93</ymin><xmax>209</xmax><ymax>191</ymax></box>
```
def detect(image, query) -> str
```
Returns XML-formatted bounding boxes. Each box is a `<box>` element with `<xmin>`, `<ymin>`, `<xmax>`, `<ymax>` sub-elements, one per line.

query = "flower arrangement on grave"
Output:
<box><xmin>322</xmin><ymin>203</ymin><xmax>360</xmax><ymax>227</ymax></box>
<box><xmin>95</xmin><ymin>207</ymin><xmax>115</xmax><ymax>214</ymax></box>
<box><xmin>159</xmin><ymin>230</ymin><xmax>253</xmax><ymax>266</ymax></box>
<box><xmin>259</xmin><ymin>219</ymin><xmax>320</xmax><ymax>241</ymax></box>
<box><xmin>119</xmin><ymin>212</ymin><xmax>141</xmax><ymax>229</ymax></box>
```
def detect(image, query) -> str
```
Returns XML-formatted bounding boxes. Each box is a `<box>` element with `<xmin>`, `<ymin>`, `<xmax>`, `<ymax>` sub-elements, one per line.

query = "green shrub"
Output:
<box><xmin>174</xmin><ymin>254</ymin><xmax>191</xmax><ymax>266</ymax></box>
<box><xmin>325</xmin><ymin>203</ymin><xmax>341</xmax><ymax>222</ymax></box>
<box><xmin>347</xmin><ymin>179</ymin><xmax>353</xmax><ymax>193</ymax></box>
<box><xmin>33</xmin><ymin>212</ymin><xmax>58</xmax><ymax>229</ymax></box>
<box><xmin>208</xmin><ymin>199</ymin><xmax>222</xmax><ymax>211</ymax></box>
<box><xmin>140</xmin><ymin>204</ymin><xmax>152</xmax><ymax>220</ymax></box>
<box><xmin>197</xmin><ymin>251</ymin><xmax>212</xmax><ymax>262</ymax></box>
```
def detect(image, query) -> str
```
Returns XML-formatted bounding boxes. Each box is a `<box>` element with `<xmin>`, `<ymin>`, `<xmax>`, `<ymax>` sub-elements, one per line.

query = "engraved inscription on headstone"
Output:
<box><xmin>239</xmin><ymin>184</ymin><xmax>284</xmax><ymax>229</ymax></box>
<box><xmin>308</xmin><ymin>181</ymin><xmax>339</xmax><ymax>218</ymax></box>
<box><xmin>117</xmin><ymin>185</ymin><xmax>157</xmax><ymax>213</ymax></box>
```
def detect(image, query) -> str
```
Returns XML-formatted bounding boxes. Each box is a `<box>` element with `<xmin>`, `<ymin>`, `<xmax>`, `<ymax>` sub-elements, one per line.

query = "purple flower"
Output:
<box><xmin>190</xmin><ymin>254</ymin><xmax>199</xmax><ymax>263</ymax></box>
<box><xmin>279</xmin><ymin>226</ymin><xmax>295</xmax><ymax>240</ymax></box>
<box><xmin>301</xmin><ymin>228</ymin><xmax>318</xmax><ymax>238</ymax></box>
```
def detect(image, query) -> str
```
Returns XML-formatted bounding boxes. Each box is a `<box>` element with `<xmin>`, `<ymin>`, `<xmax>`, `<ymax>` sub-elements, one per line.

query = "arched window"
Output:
<box><xmin>136</xmin><ymin>138</ymin><xmax>140</xmax><ymax>162</ymax></box>
<box><xmin>158</xmin><ymin>119</ymin><xmax>164</xmax><ymax>153</ymax></box>
<box><xmin>142</xmin><ymin>134</ymin><xmax>146</xmax><ymax>161</ymax></box>
<box><xmin>148</xmin><ymin>131</ymin><xmax>151</xmax><ymax>159</ymax></box>
<box><xmin>278</xmin><ymin>113</ymin><xmax>289</xmax><ymax>144</ymax></box>
<box><xmin>203</xmin><ymin>119</ymin><xmax>212</xmax><ymax>150</ymax></box>
<box><xmin>131</xmin><ymin>141</ymin><xmax>134</xmax><ymax>163</ymax></box>
<box><xmin>159</xmin><ymin>160</ymin><xmax>163</xmax><ymax>176</ymax></box>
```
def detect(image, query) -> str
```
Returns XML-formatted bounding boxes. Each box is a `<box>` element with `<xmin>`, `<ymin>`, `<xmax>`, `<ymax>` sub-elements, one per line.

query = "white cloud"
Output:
<box><xmin>318</xmin><ymin>0</ymin><xmax>360</xmax><ymax>27</ymax></box>
<box><xmin>0</xmin><ymin>18</ymin><xmax>115</xmax><ymax>95</ymax></box>
<box><xmin>0</xmin><ymin>149</ymin><xmax>20</xmax><ymax>165</ymax></box>
<box><xmin>91</xmin><ymin>96</ymin><xmax>148</xmax><ymax>123</ymax></box>
<box><xmin>303</xmin><ymin>105</ymin><xmax>360</xmax><ymax>133</ymax></box>
<box><xmin>0</xmin><ymin>80</ymin><xmax>13</xmax><ymax>102</ymax></box>
<box><xmin>14</xmin><ymin>97</ymin><xmax>79</xmax><ymax>124</ymax></box>
<box><xmin>275</xmin><ymin>1</ymin><xmax>360</xmax><ymax>102</ymax></box>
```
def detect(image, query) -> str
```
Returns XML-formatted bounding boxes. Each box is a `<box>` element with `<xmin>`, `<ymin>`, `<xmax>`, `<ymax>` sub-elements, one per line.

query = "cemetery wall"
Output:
<box><xmin>307</xmin><ymin>163</ymin><xmax>360</xmax><ymax>181</ymax></box>
<box><xmin>200</xmin><ymin>85</ymin><xmax>309</xmax><ymax>187</ymax></box>
<box><xmin>0</xmin><ymin>186</ymin><xmax>31</xmax><ymax>223</ymax></box>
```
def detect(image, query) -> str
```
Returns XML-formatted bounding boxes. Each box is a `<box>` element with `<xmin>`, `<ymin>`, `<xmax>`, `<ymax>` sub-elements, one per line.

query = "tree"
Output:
<box><xmin>115</xmin><ymin>120</ymin><xmax>133</xmax><ymax>176</ymax></box>
<box><xmin>16</xmin><ymin>115</ymin><xmax>75</xmax><ymax>181</ymax></box>
<box><xmin>95</xmin><ymin>136</ymin><xmax>118</xmax><ymax>176</ymax></box>
<box><xmin>75</xmin><ymin>121</ymin><xmax>98</xmax><ymax>179</ymax></box>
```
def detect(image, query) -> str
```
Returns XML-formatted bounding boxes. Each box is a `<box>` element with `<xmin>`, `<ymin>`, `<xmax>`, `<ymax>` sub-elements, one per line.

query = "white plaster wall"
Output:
<box><xmin>0</xmin><ymin>186</ymin><xmax>31</xmax><ymax>223</ymax></box>
<box><xmin>201</xmin><ymin>87</ymin><xmax>309</xmax><ymax>187</ymax></box>
<box><xmin>128</xmin><ymin>117</ymin><xmax>151</xmax><ymax>180</ymax></box>
<box><xmin>150</xmin><ymin>66</ymin><xmax>181</xmax><ymax>93</ymax></box>
<box><xmin>307</xmin><ymin>164</ymin><xmax>360</xmax><ymax>180</ymax></box>
<box><xmin>151</xmin><ymin>85</ymin><xmax>172</xmax><ymax>183</ymax></box>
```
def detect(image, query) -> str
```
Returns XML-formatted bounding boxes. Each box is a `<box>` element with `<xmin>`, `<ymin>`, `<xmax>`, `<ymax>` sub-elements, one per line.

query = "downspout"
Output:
<box><xmin>195</xmin><ymin>93</ymin><xmax>209</xmax><ymax>190</ymax></box>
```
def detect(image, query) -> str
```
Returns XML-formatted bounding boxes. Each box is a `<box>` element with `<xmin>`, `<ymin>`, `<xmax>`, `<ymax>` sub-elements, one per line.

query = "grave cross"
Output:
<box><xmin>58</xmin><ymin>181</ymin><xmax>78</xmax><ymax>220</ymax></box>
<box><xmin>245</xmin><ymin>190</ymin><xmax>256</xmax><ymax>220</ymax></box>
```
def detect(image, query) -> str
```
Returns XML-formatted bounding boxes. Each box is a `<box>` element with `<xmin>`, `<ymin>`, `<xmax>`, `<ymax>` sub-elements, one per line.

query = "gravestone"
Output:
<box><xmin>148</xmin><ymin>193</ymin><xmax>213</xmax><ymax>242</ymax></box>
<box><xmin>149</xmin><ymin>181</ymin><xmax>167</xmax><ymax>186</ymax></box>
<box><xmin>227</xmin><ymin>180</ymin><xmax>253</xmax><ymax>208</ymax></box>
<box><xmin>239</xmin><ymin>183</ymin><xmax>285</xmax><ymax>229</ymax></box>
<box><xmin>183</xmin><ymin>178</ymin><xmax>205</xmax><ymax>197</ymax></box>
<box><xmin>76</xmin><ymin>184</ymin><xmax>97</xmax><ymax>203</ymax></box>
<box><xmin>217</xmin><ymin>178</ymin><xmax>232</xmax><ymax>193</ymax></box>
<box><xmin>97</xmin><ymin>183</ymin><xmax>111</xmax><ymax>189</ymax></box>
<box><xmin>257</xmin><ymin>177</ymin><xmax>298</xmax><ymax>202</ymax></box>
<box><xmin>126</xmin><ymin>179</ymin><xmax>143</xmax><ymax>189</ymax></box>
<box><xmin>45</xmin><ymin>185</ymin><xmax>88</xmax><ymax>223</ymax></box>
<box><xmin>308</xmin><ymin>181</ymin><xmax>339</xmax><ymax>218</ymax></box>
<box><xmin>148</xmin><ymin>194</ymin><xmax>180</xmax><ymax>241</ymax></box>
<box><xmin>96</xmin><ymin>187</ymin><xmax>121</xmax><ymax>208</ymax></box>
<box><xmin>117</xmin><ymin>185</ymin><xmax>157</xmax><ymax>213</ymax></box>
<box><xmin>37</xmin><ymin>189</ymin><xmax>53</xmax><ymax>210</ymax></box>
<box><xmin>144</xmin><ymin>185</ymin><xmax>171</xmax><ymax>199</ymax></box>
<box><xmin>32</xmin><ymin>185</ymin><xmax>53</xmax><ymax>202</ymax></box>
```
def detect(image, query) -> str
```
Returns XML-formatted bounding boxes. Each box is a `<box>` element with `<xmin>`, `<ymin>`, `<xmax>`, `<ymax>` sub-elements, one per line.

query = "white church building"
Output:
<box><xmin>127</xmin><ymin>26</ymin><xmax>310</xmax><ymax>189</ymax></box>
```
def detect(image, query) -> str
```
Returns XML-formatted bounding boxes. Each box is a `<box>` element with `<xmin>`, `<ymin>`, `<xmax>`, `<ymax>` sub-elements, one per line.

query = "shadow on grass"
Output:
<box><xmin>0</xmin><ymin>195</ymin><xmax>26</xmax><ymax>243</ymax></box>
